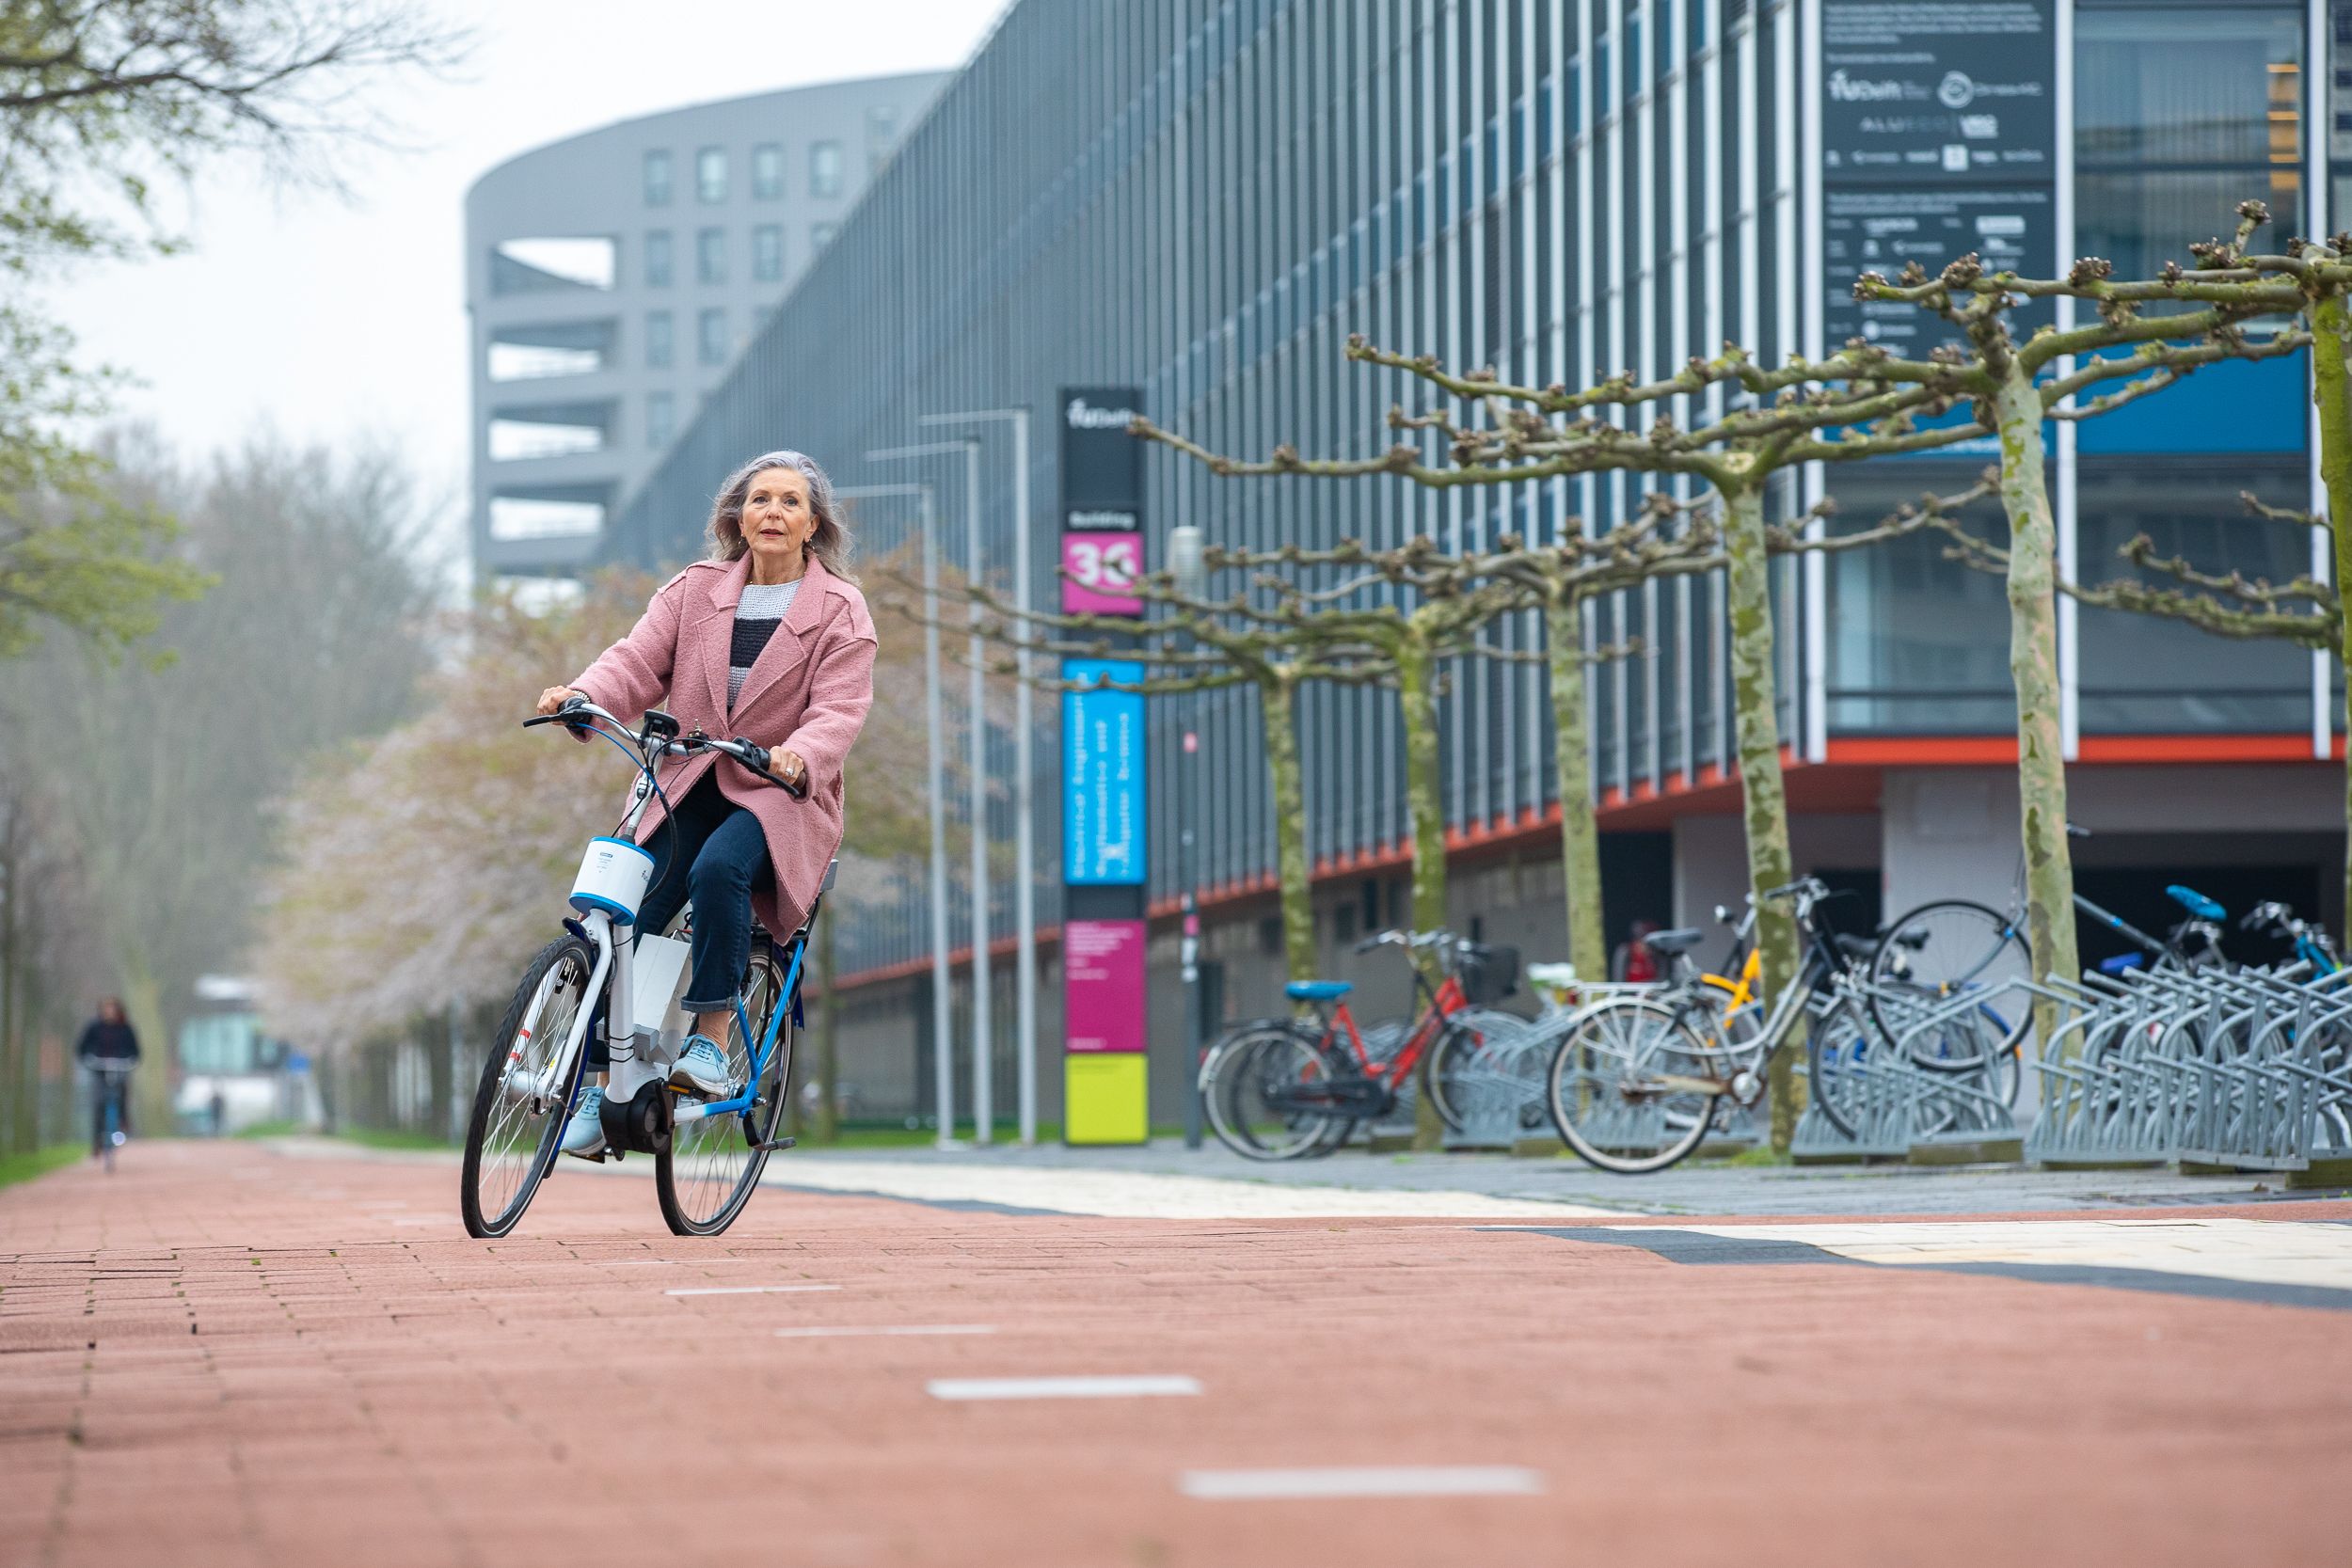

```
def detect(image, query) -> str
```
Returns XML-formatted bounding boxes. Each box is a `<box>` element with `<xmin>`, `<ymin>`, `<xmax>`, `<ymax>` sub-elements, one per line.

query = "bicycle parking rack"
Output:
<box><xmin>2023</xmin><ymin>964</ymin><xmax>2352</xmax><ymax>1177</ymax></box>
<box><xmin>1793</xmin><ymin>980</ymin><xmax>2023</xmax><ymax>1164</ymax></box>
<box><xmin>1441</xmin><ymin>1007</ymin><xmax>1563</xmax><ymax>1151</ymax></box>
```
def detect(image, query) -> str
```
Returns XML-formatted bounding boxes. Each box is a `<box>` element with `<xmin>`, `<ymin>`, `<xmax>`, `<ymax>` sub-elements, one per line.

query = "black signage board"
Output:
<box><xmin>1059</xmin><ymin>387</ymin><xmax>1146</xmax><ymax>532</ymax></box>
<box><xmin>1822</xmin><ymin>0</ymin><xmax>2056</xmax><ymax>188</ymax></box>
<box><xmin>1825</xmin><ymin>185</ymin><xmax>2055</xmax><ymax>353</ymax></box>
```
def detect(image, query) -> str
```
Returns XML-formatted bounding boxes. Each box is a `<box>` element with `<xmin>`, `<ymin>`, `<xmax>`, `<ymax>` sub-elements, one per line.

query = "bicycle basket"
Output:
<box><xmin>1456</xmin><ymin>942</ymin><xmax>1520</xmax><ymax>1005</ymax></box>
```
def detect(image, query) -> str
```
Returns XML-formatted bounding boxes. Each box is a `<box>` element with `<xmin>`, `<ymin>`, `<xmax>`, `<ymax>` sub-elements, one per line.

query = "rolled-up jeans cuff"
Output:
<box><xmin>680</xmin><ymin>996</ymin><xmax>739</xmax><ymax>1016</ymax></box>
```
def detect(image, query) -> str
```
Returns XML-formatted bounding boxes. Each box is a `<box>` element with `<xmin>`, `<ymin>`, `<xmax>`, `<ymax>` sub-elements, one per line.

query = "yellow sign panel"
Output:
<box><xmin>1065</xmin><ymin>1053</ymin><xmax>1149</xmax><ymax>1145</ymax></box>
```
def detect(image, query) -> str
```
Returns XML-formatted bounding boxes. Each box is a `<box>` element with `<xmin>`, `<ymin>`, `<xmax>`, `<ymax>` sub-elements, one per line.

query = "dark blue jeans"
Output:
<box><xmin>635</xmin><ymin>773</ymin><xmax>773</xmax><ymax>1016</ymax></box>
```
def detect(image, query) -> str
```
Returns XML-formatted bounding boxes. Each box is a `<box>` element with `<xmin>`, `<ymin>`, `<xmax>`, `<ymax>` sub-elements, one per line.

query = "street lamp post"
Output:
<box><xmin>864</xmin><ymin>446</ymin><xmax>989</xmax><ymax>1146</ymax></box>
<box><xmin>834</xmin><ymin>481</ymin><xmax>955</xmax><ymax>1149</ymax></box>
<box><xmin>1168</xmin><ymin>525</ymin><xmax>1208</xmax><ymax>1149</ymax></box>
<box><xmin>919</xmin><ymin>407</ymin><xmax>1038</xmax><ymax>1147</ymax></box>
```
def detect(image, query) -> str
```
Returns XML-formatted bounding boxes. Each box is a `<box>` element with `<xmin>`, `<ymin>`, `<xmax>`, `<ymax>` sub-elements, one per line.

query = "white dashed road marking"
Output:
<box><xmin>663</xmin><ymin>1284</ymin><xmax>840</xmax><ymax>1297</ymax></box>
<box><xmin>776</xmin><ymin>1323</ymin><xmax>996</xmax><ymax>1338</ymax></box>
<box><xmin>1180</xmin><ymin>1467</ymin><xmax>1547</xmax><ymax>1500</ymax></box>
<box><xmin>927</xmin><ymin>1374</ymin><xmax>1200</xmax><ymax>1401</ymax></box>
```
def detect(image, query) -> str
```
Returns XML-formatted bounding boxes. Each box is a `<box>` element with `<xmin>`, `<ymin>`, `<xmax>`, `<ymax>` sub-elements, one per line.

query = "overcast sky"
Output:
<box><xmin>41</xmin><ymin>0</ymin><xmax>1003</xmax><ymax>549</ymax></box>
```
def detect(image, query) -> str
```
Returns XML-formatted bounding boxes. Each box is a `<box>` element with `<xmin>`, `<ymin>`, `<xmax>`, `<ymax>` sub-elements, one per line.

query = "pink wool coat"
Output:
<box><xmin>571</xmin><ymin>552</ymin><xmax>878</xmax><ymax>938</ymax></box>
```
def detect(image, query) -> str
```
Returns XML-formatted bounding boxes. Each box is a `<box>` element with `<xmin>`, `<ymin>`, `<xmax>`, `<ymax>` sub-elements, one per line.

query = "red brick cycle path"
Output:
<box><xmin>1</xmin><ymin>1141</ymin><xmax>2343</xmax><ymax>1568</ymax></box>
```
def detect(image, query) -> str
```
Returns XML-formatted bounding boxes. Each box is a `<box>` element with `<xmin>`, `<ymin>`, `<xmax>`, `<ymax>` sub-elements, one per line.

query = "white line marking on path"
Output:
<box><xmin>777</xmin><ymin>1324</ymin><xmax>996</xmax><ymax>1338</ymax></box>
<box><xmin>928</xmin><ymin>1375</ymin><xmax>1200</xmax><ymax>1401</ymax></box>
<box><xmin>1180</xmin><ymin>1467</ymin><xmax>1546</xmax><ymax>1500</ymax></box>
<box><xmin>663</xmin><ymin>1284</ymin><xmax>839</xmax><ymax>1297</ymax></box>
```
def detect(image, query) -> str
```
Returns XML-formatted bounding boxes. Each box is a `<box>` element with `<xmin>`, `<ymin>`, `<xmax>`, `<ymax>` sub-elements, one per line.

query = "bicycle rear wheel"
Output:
<box><xmin>1872</xmin><ymin>901</ymin><xmax>2030</xmax><ymax>1045</ymax></box>
<box><xmin>1547</xmin><ymin>997</ymin><xmax>1720</xmax><ymax>1174</ymax></box>
<box><xmin>656</xmin><ymin>940</ymin><xmax>790</xmax><ymax>1236</ymax></box>
<box><xmin>1202</xmin><ymin>1023</ymin><xmax>1356</xmax><ymax>1161</ymax></box>
<box><xmin>462</xmin><ymin>934</ymin><xmax>594</xmax><ymax>1239</ymax></box>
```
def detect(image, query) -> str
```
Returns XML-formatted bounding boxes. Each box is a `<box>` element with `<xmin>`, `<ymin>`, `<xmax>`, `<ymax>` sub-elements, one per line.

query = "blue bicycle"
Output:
<box><xmin>2238</xmin><ymin>900</ymin><xmax>2340</xmax><ymax>974</ymax></box>
<box><xmin>459</xmin><ymin>697</ymin><xmax>825</xmax><ymax>1239</ymax></box>
<box><xmin>87</xmin><ymin>1060</ymin><xmax>132</xmax><ymax>1173</ymax></box>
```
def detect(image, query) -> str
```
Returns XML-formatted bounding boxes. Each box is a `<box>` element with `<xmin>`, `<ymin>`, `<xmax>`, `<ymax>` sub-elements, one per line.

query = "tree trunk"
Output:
<box><xmin>1544</xmin><ymin>593</ymin><xmax>1609</xmax><ymax>985</ymax></box>
<box><xmin>1260</xmin><ymin>672</ymin><xmax>1320</xmax><ymax>990</ymax></box>
<box><xmin>0</xmin><ymin>803</ymin><xmax>24</xmax><ymax>1158</ymax></box>
<box><xmin>815</xmin><ymin>914</ymin><xmax>840</xmax><ymax>1144</ymax></box>
<box><xmin>1719</xmin><ymin>476</ymin><xmax>1804</xmax><ymax>1149</ymax></box>
<box><xmin>1394</xmin><ymin>627</ymin><xmax>1449</xmax><ymax>1151</ymax></box>
<box><xmin>1992</xmin><ymin>362</ymin><xmax>2082</xmax><ymax>1050</ymax></box>
<box><xmin>2311</xmin><ymin>293</ymin><xmax>2352</xmax><ymax>941</ymax></box>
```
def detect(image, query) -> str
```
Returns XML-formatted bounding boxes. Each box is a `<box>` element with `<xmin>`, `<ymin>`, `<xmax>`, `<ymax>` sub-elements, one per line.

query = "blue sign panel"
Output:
<box><xmin>1062</xmin><ymin>659</ymin><xmax>1146</xmax><ymax>886</ymax></box>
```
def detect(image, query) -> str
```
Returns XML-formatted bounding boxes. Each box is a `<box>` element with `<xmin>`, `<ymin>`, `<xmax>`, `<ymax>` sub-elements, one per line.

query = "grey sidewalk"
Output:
<box><xmin>796</xmin><ymin>1136</ymin><xmax>2344</xmax><ymax>1217</ymax></box>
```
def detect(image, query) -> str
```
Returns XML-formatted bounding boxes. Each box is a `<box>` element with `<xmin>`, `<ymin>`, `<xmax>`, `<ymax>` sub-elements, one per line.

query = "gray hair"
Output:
<box><xmin>706</xmin><ymin>449</ymin><xmax>857</xmax><ymax>582</ymax></box>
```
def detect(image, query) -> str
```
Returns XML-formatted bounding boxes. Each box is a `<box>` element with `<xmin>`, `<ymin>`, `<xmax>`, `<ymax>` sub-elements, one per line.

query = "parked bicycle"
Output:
<box><xmin>1544</xmin><ymin>877</ymin><xmax>1986</xmax><ymax>1172</ymax></box>
<box><xmin>1199</xmin><ymin>928</ymin><xmax>1519</xmax><ymax>1160</ymax></box>
<box><xmin>459</xmin><ymin>696</ymin><xmax>826</xmax><ymax>1239</ymax></box>
<box><xmin>2238</xmin><ymin>900</ymin><xmax>2339</xmax><ymax>974</ymax></box>
<box><xmin>1871</xmin><ymin>824</ymin><xmax>2225</xmax><ymax>1074</ymax></box>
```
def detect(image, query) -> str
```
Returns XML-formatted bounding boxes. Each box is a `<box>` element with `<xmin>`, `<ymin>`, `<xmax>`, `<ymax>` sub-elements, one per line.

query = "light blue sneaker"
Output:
<box><xmin>669</xmin><ymin>1035</ymin><xmax>736</xmax><ymax>1097</ymax></box>
<box><xmin>560</xmin><ymin>1086</ymin><xmax>607</xmax><ymax>1159</ymax></box>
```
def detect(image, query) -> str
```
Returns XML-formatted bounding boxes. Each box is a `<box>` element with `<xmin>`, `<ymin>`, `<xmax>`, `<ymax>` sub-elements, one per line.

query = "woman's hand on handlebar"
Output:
<box><xmin>535</xmin><ymin>685</ymin><xmax>580</xmax><ymax>717</ymax></box>
<box><xmin>775</xmin><ymin>749</ymin><xmax>807</xmax><ymax>794</ymax></box>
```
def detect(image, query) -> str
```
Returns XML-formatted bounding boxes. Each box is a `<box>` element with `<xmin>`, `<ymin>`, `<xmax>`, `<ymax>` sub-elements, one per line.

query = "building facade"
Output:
<box><xmin>612</xmin><ymin>0</ymin><xmax>2350</xmax><ymax>1130</ymax></box>
<box><xmin>466</xmin><ymin>73</ymin><xmax>948</xmax><ymax>582</ymax></box>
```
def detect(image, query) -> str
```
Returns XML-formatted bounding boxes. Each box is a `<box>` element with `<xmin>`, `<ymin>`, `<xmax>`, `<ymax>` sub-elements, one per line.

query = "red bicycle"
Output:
<box><xmin>1199</xmin><ymin>928</ymin><xmax>1520</xmax><ymax>1160</ymax></box>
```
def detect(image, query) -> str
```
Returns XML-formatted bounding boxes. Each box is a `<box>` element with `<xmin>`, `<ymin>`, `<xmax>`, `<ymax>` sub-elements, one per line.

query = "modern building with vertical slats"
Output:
<box><xmin>612</xmin><ymin>0</ymin><xmax>2349</xmax><ymax>1132</ymax></box>
<box><xmin>465</xmin><ymin>73</ymin><xmax>948</xmax><ymax>585</ymax></box>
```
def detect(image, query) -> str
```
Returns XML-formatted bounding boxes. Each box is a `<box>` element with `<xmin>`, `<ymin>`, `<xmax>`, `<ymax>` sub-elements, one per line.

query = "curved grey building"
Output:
<box><xmin>465</xmin><ymin>72</ymin><xmax>948</xmax><ymax>580</ymax></box>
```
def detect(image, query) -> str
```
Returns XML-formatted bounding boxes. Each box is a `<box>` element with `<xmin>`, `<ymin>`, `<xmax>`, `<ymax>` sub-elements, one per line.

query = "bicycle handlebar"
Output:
<box><xmin>1351</xmin><ymin>927</ymin><xmax>1454</xmax><ymax>956</ymax></box>
<box><xmin>524</xmin><ymin>699</ymin><xmax>807</xmax><ymax>800</ymax></box>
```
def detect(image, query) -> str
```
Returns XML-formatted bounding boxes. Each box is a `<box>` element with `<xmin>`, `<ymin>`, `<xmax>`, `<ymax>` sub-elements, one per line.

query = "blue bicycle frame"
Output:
<box><xmin>671</xmin><ymin>930</ymin><xmax>811</xmax><ymax>1128</ymax></box>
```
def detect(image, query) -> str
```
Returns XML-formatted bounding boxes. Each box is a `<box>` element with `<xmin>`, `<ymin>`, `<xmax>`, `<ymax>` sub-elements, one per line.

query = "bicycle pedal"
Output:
<box><xmin>750</xmin><ymin>1135</ymin><xmax>796</xmax><ymax>1152</ymax></box>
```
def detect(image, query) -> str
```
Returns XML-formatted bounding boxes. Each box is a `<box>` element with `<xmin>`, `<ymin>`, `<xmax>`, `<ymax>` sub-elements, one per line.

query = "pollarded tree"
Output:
<box><xmin>1855</xmin><ymin>205</ymin><xmax>2313</xmax><ymax>1026</ymax></box>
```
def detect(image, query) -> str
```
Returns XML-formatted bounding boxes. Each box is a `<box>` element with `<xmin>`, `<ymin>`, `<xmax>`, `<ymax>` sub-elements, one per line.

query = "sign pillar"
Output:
<box><xmin>1057</xmin><ymin>388</ymin><xmax>1150</xmax><ymax>1144</ymax></box>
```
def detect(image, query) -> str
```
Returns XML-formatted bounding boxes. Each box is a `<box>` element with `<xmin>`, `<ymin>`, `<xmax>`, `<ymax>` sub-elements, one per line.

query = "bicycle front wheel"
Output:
<box><xmin>1547</xmin><ymin>997</ymin><xmax>1721</xmax><ymax>1175</ymax></box>
<box><xmin>656</xmin><ymin>941</ymin><xmax>790</xmax><ymax>1236</ymax></box>
<box><xmin>462</xmin><ymin>934</ymin><xmax>594</xmax><ymax>1239</ymax></box>
<box><xmin>1202</xmin><ymin>1022</ymin><xmax>1355</xmax><ymax>1161</ymax></box>
<box><xmin>1871</xmin><ymin>901</ymin><xmax>2031</xmax><ymax>1051</ymax></box>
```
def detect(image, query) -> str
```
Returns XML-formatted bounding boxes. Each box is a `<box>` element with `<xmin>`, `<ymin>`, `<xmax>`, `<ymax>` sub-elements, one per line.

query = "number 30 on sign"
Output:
<box><xmin>1061</xmin><ymin>531</ymin><xmax>1143</xmax><ymax>615</ymax></box>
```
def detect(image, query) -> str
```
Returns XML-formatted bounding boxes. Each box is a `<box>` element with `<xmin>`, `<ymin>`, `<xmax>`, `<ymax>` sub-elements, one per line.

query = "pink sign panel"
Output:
<box><xmin>1060</xmin><ymin>531</ymin><xmax>1143</xmax><ymax>615</ymax></box>
<box><xmin>1063</xmin><ymin>918</ymin><xmax>1147</xmax><ymax>1053</ymax></box>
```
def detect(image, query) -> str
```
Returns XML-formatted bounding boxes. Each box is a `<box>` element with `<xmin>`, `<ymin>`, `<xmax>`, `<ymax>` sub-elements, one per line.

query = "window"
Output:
<box><xmin>486</xmin><ymin>401</ymin><xmax>612</xmax><ymax>461</ymax></box>
<box><xmin>486</xmin><ymin>320</ymin><xmax>613</xmax><ymax>381</ymax></box>
<box><xmin>866</xmin><ymin>106</ymin><xmax>898</xmax><ymax>173</ymax></box>
<box><xmin>646</xmin><ymin>390</ymin><xmax>675</xmax><ymax>448</ymax></box>
<box><xmin>810</xmin><ymin>221</ymin><xmax>837</xmax><ymax>251</ymax></box>
<box><xmin>809</xmin><ymin>139</ymin><xmax>844</xmax><ymax>197</ymax></box>
<box><xmin>752</xmin><ymin>224</ymin><xmax>783</xmax><ymax>282</ymax></box>
<box><xmin>645</xmin><ymin>309</ymin><xmax>673</xmax><ymax>368</ymax></box>
<box><xmin>489</xmin><ymin>493</ymin><xmax>605</xmax><ymax>540</ymax></box>
<box><xmin>643</xmin><ymin>149</ymin><xmax>672</xmax><ymax>206</ymax></box>
<box><xmin>752</xmin><ymin>142</ymin><xmax>782</xmax><ymax>199</ymax></box>
<box><xmin>696</xmin><ymin>226</ymin><xmax>726</xmax><ymax>285</ymax></box>
<box><xmin>695</xmin><ymin>145</ymin><xmax>726</xmax><ymax>203</ymax></box>
<box><xmin>2076</xmin><ymin>4</ymin><xmax>2302</xmax><ymax>284</ymax></box>
<box><xmin>2075</xmin><ymin>456</ymin><xmax>2312</xmax><ymax>733</ymax></box>
<box><xmin>697</xmin><ymin>307</ymin><xmax>727</xmax><ymax>365</ymax></box>
<box><xmin>488</xmin><ymin>237</ymin><xmax>614</xmax><ymax>295</ymax></box>
<box><xmin>644</xmin><ymin>230</ymin><xmax>672</xmax><ymax>287</ymax></box>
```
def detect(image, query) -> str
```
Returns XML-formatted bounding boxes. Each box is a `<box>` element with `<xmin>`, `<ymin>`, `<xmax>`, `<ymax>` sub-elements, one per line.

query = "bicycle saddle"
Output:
<box><xmin>2166</xmin><ymin>884</ymin><xmax>2224</xmax><ymax>922</ymax></box>
<box><xmin>1833</xmin><ymin>933</ymin><xmax>1877</xmax><ymax>960</ymax></box>
<box><xmin>1641</xmin><ymin>927</ymin><xmax>1706</xmax><ymax>958</ymax></box>
<box><xmin>1285</xmin><ymin>980</ymin><xmax>1353</xmax><ymax>1002</ymax></box>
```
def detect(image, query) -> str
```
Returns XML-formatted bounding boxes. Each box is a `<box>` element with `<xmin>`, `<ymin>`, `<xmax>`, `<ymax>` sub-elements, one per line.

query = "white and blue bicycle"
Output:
<box><xmin>459</xmin><ymin>696</ymin><xmax>829</xmax><ymax>1239</ymax></box>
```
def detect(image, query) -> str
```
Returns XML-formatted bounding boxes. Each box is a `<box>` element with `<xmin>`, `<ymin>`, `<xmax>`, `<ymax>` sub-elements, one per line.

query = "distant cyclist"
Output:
<box><xmin>74</xmin><ymin>998</ymin><xmax>141</xmax><ymax>1158</ymax></box>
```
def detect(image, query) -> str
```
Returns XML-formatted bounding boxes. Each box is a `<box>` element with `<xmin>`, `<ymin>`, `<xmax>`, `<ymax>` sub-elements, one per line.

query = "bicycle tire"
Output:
<box><xmin>1804</xmin><ymin>1000</ymin><xmax>1874</xmax><ymax>1140</ymax></box>
<box><xmin>462</xmin><ymin>934</ymin><xmax>595</xmax><ymax>1239</ymax></box>
<box><xmin>656</xmin><ymin>942</ymin><xmax>790</xmax><ymax>1236</ymax></box>
<box><xmin>1201</xmin><ymin>1022</ymin><xmax>1357</xmax><ymax>1161</ymax></box>
<box><xmin>1870</xmin><ymin>899</ymin><xmax>2032</xmax><ymax>1074</ymax></box>
<box><xmin>1547</xmin><ymin>996</ymin><xmax>1720</xmax><ymax>1175</ymax></box>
